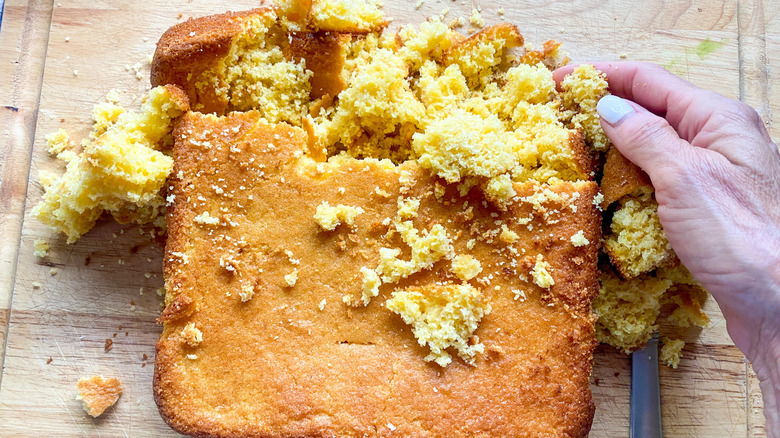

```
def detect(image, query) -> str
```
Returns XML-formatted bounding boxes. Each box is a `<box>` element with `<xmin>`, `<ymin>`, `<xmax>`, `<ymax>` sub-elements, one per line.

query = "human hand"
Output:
<box><xmin>554</xmin><ymin>62</ymin><xmax>780</xmax><ymax>433</ymax></box>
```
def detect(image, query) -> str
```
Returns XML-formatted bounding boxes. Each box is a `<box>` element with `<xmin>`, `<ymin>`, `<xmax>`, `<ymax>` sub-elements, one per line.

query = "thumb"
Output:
<box><xmin>597</xmin><ymin>95</ymin><xmax>691</xmax><ymax>177</ymax></box>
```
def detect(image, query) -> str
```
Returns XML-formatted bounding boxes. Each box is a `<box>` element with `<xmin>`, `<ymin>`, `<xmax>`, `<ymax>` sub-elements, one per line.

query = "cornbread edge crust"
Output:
<box><xmin>155</xmin><ymin>111</ymin><xmax>600</xmax><ymax>437</ymax></box>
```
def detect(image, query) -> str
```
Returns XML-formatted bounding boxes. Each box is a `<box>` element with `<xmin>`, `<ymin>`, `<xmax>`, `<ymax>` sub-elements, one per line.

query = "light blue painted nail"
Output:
<box><xmin>597</xmin><ymin>95</ymin><xmax>635</xmax><ymax>125</ymax></box>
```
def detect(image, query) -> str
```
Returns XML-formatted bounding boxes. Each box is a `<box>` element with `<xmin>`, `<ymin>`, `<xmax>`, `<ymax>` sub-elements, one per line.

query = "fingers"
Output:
<box><xmin>554</xmin><ymin>62</ymin><xmax>731</xmax><ymax>143</ymax></box>
<box><xmin>596</xmin><ymin>95</ymin><xmax>692</xmax><ymax>189</ymax></box>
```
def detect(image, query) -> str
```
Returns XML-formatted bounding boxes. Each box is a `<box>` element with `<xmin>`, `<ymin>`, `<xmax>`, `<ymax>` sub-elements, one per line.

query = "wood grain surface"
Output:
<box><xmin>0</xmin><ymin>0</ymin><xmax>775</xmax><ymax>436</ymax></box>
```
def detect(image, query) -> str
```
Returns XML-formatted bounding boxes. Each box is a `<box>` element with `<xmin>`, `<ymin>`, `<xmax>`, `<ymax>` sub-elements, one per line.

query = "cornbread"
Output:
<box><xmin>34</xmin><ymin>86</ymin><xmax>189</xmax><ymax>243</ymax></box>
<box><xmin>604</xmin><ymin>191</ymin><xmax>676</xmax><ymax>279</ymax></box>
<box><xmin>593</xmin><ymin>264</ymin><xmax>709</xmax><ymax>353</ymax></box>
<box><xmin>76</xmin><ymin>376</ymin><xmax>122</xmax><ymax>417</ymax></box>
<box><xmin>597</xmin><ymin>147</ymin><xmax>710</xmax><ymax>355</ymax></box>
<box><xmin>139</xmin><ymin>0</ymin><xmax>670</xmax><ymax>435</ymax></box>
<box><xmin>660</xmin><ymin>337</ymin><xmax>686</xmax><ymax>369</ymax></box>
<box><xmin>156</xmin><ymin>108</ymin><xmax>602</xmax><ymax>436</ymax></box>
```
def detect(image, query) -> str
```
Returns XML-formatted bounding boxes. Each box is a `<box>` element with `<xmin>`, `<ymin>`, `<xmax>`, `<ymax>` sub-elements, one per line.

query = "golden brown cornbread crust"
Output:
<box><xmin>600</xmin><ymin>146</ymin><xmax>651</xmax><ymax>208</ymax></box>
<box><xmin>156</xmin><ymin>110</ymin><xmax>600</xmax><ymax>437</ymax></box>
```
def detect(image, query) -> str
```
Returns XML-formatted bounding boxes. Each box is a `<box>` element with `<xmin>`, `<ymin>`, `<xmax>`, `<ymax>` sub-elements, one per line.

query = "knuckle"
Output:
<box><xmin>714</xmin><ymin>100</ymin><xmax>764</xmax><ymax>128</ymax></box>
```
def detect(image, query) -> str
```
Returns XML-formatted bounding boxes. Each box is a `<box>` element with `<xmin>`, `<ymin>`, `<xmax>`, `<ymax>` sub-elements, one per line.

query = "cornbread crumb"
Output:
<box><xmin>660</xmin><ymin>337</ymin><xmax>685</xmax><ymax>368</ymax></box>
<box><xmin>499</xmin><ymin>225</ymin><xmax>519</xmax><ymax>243</ymax></box>
<box><xmin>196</xmin><ymin>10</ymin><xmax>312</xmax><ymax>121</ymax></box>
<box><xmin>239</xmin><ymin>283</ymin><xmax>255</xmax><ymax>302</ymax></box>
<box><xmin>451</xmin><ymin>254</ymin><xmax>482</xmax><ymax>281</ymax></box>
<box><xmin>314</xmin><ymin>202</ymin><xmax>365</xmax><ymax>231</ymax></box>
<box><xmin>32</xmin><ymin>281</ymin><xmax>42</xmax><ymax>289</ymax></box>
<box><xmin>469</xmin><ymin>8</ymin><xmax>485</xmax><ymax>27</ymax></box>
<box><xmin>50</xmin><ymin>268</ymin><xmax>58</xmax><ymax>276</ymax></box>
<box><xmin>570</xmin><ymin>230</ymin><xmax>589</xmax><ymax>247</ymax></box>
<box><xmin>33</xmin><ymin>239</ymin><xmax>50</xmax><ymax>258</ymax></box>
<box><xmin>594</xmin><ymin>265</ymin><xmax>708</xmax><ymax>353</ymax></box>
<box><xmin>396</xmin><ymin>197</ymin><xmax>421</xmax><ymax>219</ymax></box>
<box><xmin>359</xmin><ymin>266</ymin><xmax>381</xmax><ymax>305</ymax></box>
<box><xmin>76</xmin><ymin>376</ymin><xmax>122</xmax><ymax>417</ymax></box>
<box><xmin>33</xmin><ymin>85</ymin><xmax>189</xmax><ymax>243</ymax></box>
<box><xmin>531</xmin><ymin>254</ymin><xmax>554</xmax><ymax>288</ymax></box>
<box><xmin>194</xmin><ymin>211</ymin><xmax>220</xmax><ymax>225</ymax></box>
<box><xmin>180</xmin><ymin>322</ymin><xmax>203</xmax><ymax>347</ymax></box>
<box><xmin>386</xmin><ymin>283</ymin><xmax>491</xmax><ymax>367</ymax></box>
<box><xmin>284</xmin><ymin>268</ymin><xmax>299</xmax><ymax>287</ymax></box>
<box><xmin>45</xmin><ymin>129</ymin><xmax>72</xmax><ymax>159</ymax></box>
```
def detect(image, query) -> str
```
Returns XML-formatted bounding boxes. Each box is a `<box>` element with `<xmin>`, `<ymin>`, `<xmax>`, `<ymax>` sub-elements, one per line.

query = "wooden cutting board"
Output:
<box><xmin>0</xmin><ymin>0</ymin><xmax>773</xmax><ymax>436</ymax></box>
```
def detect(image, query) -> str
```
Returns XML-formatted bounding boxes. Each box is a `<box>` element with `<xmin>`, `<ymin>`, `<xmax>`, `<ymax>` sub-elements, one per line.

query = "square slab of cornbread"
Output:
<box><xmin>156</xmin><ymin>110</ymin><xmax>601</xmax><ymax>437</ymax></box>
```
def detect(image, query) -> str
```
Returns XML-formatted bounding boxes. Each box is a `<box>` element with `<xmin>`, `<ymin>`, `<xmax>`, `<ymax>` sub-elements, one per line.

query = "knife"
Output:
<box><xmin>630</xmin><ymin>332</ymin><xmax>663</xmax><ymax>438</ymax></box>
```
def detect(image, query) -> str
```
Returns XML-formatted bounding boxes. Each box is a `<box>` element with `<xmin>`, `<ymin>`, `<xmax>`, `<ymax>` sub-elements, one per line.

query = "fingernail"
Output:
<box><xmin>597</xmin><ymin>95</ymin><xmax>635</xmax><ymax>124</ymax></box>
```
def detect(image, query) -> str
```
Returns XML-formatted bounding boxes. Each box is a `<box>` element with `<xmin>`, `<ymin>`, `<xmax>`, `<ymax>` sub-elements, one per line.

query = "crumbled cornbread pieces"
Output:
<box><xmin>316</xmin><ymin>46</ymin><xmax>424</xmax><ymax>162</ymax></box>
<box><xmin>499</xmin><ymin>225</ymin><xmax>519</xmax><ymax>243</ymax></box>
<box><xmin>561</xmin><ymin>64</ymin><xmax>610</xmax><ymax>150</ymax></box>
<box><xmin>604</xmin><ymin>192</ymin><xmax>675</xmax><ymax>278</ymax></box>
<box><xmin>196</xmin><ymin>10</ymin><xmax>313</xmax><ymax>121</ymax></box>
<box><xmin>451</xmin><ymin>254</ymin><xmax>482</xmax><ymax>281</ymax></box>
<box><xmin>386</xmin><ymin>283</ymin><xmax>491</xmax><ymax>367</ymax></box>
<box><xmin>314</xmin><ymin>202</ymin><xmax>364</xmax><ymax>231</ymax></box>
<box><xmin>180</xmin><ymin>322</ymin><xmax>203</xmax><ymax>347</ymax></box>
<box><xmin>34</xmin><ymin>85</ymin><xmax>189</xmax><ymax>243</ymax></box>
<box><xmin>358</xmin><ymin>266</ymin><xmax>381</xmax><ymax>305</ymax></box>
<box><xmin>33</xmin><ymin>239</ymin><xmax>50</xmax><ymax>258</ymax></box>
<box><xmin>593</xmin><ymin>269</ymin><xmax>671</xmax><ymax>352</ymax></box>
<box><xmin>308</xmin><ymin>0</ymin><xmax>386</xmax><ymax>32</ymax></box>
<box><xmin>660</xmin><ymin>337</ymin><xmax>686</xmax><ymax>368</ymax></box>
<box><xmin>442</xmin><ymin>23</ymin><xmax>522</xmax><ymax>88</ymax></box>
<box><xmin>376</xmin><ymin>221</ymin><xmax>454</xmax><ymax>283</ymax></box>
<box><xmin>76</xmin><ymin>376</ymin><xmax>122</xmax><ymax>417</ymax></box>
<box><xmin>45</xmin><ymin>129</ymin><xmax>74</xmax><ymax>160</ymax></box>
<box><xmin>594</xmin><ymin>265</ymin><xmax>707</xmax><ymax>353</ymax></box>
<box><xmin>531</xmin><ymin>254</ymin><xmax>554</xmax><ymax>289</ymax></box>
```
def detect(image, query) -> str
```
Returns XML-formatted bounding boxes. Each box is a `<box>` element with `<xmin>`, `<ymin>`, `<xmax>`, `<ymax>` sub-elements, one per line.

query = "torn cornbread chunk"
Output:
<box><xmin>77</xmin><ymin>376</ymin><xmax>122</xmax><ymax>417</ymax></box>
<box><xmin>385</xmin><ymin>283</ymin><xmax>491</xmax><ymax>367</ymax></box>
<box><xmin>34</xmin><ymin>85</ymin><xmax>189</xmax><ymax>243</ymax></box>
<box><xmin>593</xmin><ymin>265</ymin><xmax>709</xmax><ymax>353</ymax></box>
<box><xmin>157</xmin><ymin>110</ymin><xmax>602</xmax><ymax>437</ymax></box>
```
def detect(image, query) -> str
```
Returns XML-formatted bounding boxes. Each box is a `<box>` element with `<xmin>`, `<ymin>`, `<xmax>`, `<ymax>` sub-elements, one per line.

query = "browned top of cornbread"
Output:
<box><xmin>156</xmin><ymin>110</ymin><xmax>600</xmax><ymax>438</ymax></box>
<box><xmin>600</xmin><ymin>146</ymin><xmax>652</xmax><ymax>207</ymax></box>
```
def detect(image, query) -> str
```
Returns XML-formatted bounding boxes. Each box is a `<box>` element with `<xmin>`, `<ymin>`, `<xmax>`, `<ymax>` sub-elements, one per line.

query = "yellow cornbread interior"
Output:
<box><xmin>206</xmin><ymin>10</ymin><xmax>607</xmax><ymax>198</ymax></box>
<box><xmin>34</xmin><ymin>86</ymin><xmax>189</xmax><ymax>243</ymax></box>
<box><xmin>593</xmin><ymin>265</ymin><xmax>709</xmax><ymax>354</ymax></box>
<box><xmin>385</xmin><ymin>283</ymin><xmax>491</xmax><ymax>367</ymax></box>
<box><xmin>604</xmin><ymin>190</ymin><xmax>675</xmax><ymax>278</ymax></box>
<box><xmin>196</xmin><ymin>11</ymin><xmax>312</xmax><ymax>122</ymax></box>
<box><xmin>660</xmin><ymin>337</ymin><xmax>685</xmax><ymax>368</ymax></box>
<box><xmin>308</xmin><ymin>0</ymin><xmax>385</xmax><ymax>31</ymax></box>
